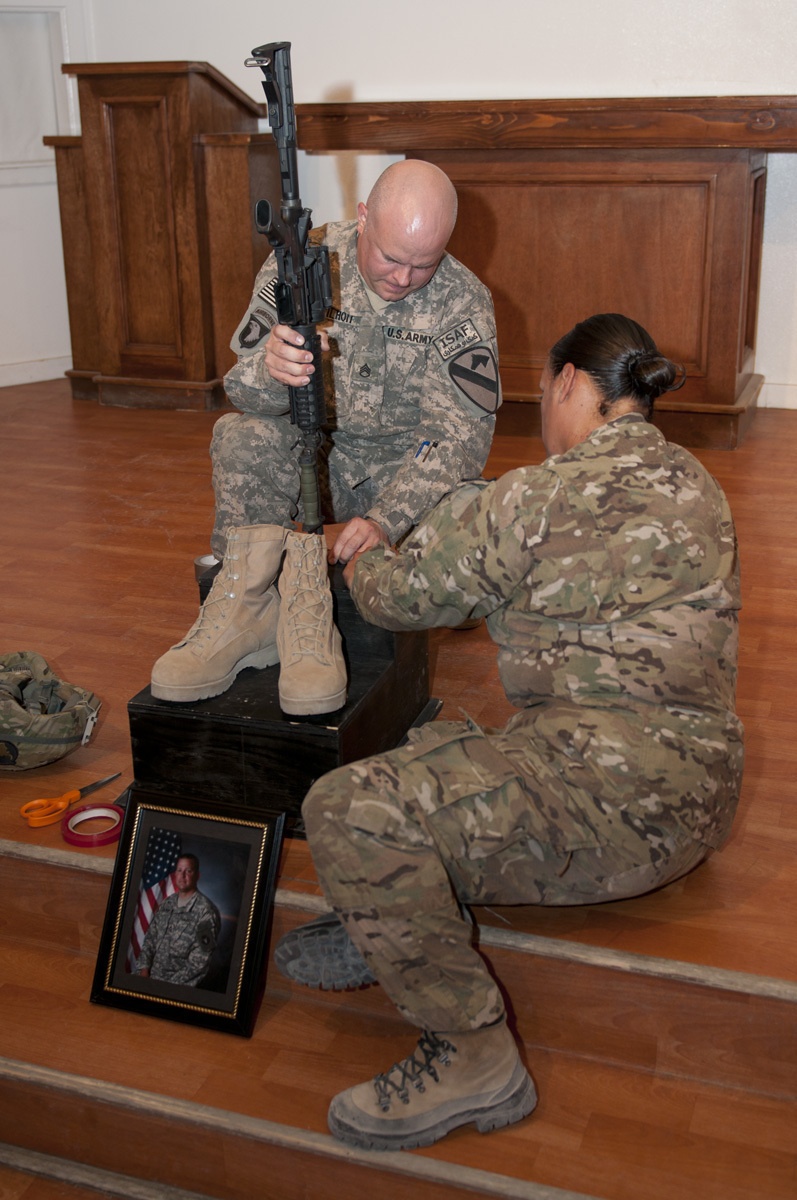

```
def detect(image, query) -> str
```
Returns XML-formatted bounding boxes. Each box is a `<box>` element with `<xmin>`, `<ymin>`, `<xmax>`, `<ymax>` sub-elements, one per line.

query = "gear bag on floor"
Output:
<box><xmin>0</xmin><ymin>651</ymin><xmax>101</xmax><ymax>770</ymax></box>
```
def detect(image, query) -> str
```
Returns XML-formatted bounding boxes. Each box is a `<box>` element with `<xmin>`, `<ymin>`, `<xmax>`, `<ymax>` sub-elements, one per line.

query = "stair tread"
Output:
<box><xmin>277</xmin><ymin>837</ymin><xmax>797</xmax><ymax>985</ymax></box>
<box><xmin>4</xmin><ymin>770</ymin><xmax>795</xmax><ymax>988</ymax></box>
<box><xmin>1</xmin><ymin>852</ymin><xmax>795</xmax><ymax>1200</ymax></box>
<box><xmin>2</xmin><ymin>992</ymin><xmax>795</xmax><ymax>1200</ymax></box>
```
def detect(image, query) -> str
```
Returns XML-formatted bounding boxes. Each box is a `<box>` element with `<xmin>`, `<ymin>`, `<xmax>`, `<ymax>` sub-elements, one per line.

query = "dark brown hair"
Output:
<box><xmin>548</xmin><ymin>313</ymin><xmax>686</xmax><ymax>419</ymax></box>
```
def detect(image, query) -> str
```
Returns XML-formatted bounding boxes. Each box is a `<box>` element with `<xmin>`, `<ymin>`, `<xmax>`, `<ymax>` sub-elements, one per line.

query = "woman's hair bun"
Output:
<box><xmin>625</xmin><ymin>349</ymin><xmax>684</xmax><ymax>398</ymax></box>
<box><xmin>548</xmin><ymin>313</ymin><xmax>686</xmax><ymax>416</ymax></box>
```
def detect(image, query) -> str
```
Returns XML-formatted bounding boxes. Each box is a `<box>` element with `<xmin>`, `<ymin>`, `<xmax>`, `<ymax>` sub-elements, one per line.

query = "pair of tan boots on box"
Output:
<box><xmin>150</xmin><ymin>525</ymin><xmax>346</xmax><ymax>716</ymax></box>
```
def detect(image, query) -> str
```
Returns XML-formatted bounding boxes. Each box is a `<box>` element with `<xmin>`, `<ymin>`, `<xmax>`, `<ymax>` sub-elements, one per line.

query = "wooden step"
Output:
<box><xmin>0</xmin><ymin>1151</ymin><xmax>213</xmax><ymax>1200</ymax></box>
<box><xmin>4</xmin><ymin>845</ymin><xmax>794</xmax><ymax>1097</ymax></box>
<box><xmin>1</xmin><ymin>846</ymin><xmax>794</xmax><ymax>1200</ymax></box>
<box><xmin>3</xmin><ymin>1051</ymin><xmax>794</xmax><ymax>1200</ymax></box>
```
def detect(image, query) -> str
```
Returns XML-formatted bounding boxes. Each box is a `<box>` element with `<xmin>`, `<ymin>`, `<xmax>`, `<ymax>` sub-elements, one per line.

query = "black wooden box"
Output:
<box><xmin>127</xmin><ymin>567</ymin><xmax>436</xmax><ymax>835</ymax></box>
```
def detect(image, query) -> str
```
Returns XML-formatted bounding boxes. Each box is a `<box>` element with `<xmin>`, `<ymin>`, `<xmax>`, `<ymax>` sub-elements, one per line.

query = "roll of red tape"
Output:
<box><xmin>61</xmin><ymin>803</ymin><xmax>124</xmax><ymax>847</ymax></box>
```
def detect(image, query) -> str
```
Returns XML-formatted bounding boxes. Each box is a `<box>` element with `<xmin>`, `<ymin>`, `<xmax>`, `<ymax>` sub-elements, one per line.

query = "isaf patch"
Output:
<box><xmin>434</xmin><ymin>319</ymin><xmax>482</xmax><ymax>361</ymax></box>
<box><xmin>448</xmin><ymin>346</ymin><xmax>500</xmax><ymax>413</ymax></box>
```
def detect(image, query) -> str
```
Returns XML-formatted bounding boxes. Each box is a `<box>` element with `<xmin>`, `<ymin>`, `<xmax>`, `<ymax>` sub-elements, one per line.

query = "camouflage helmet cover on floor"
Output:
<box><xmin>0</xmin><ymin>651</ymin><xmax>101</xmax><ymax>770</ymax></box>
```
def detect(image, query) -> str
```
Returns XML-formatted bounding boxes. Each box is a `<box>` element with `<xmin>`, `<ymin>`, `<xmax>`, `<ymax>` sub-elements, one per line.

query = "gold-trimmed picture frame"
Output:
<box><xmin>91</xmin><ymin>786</ymin><xmax>284</xmax><ymax>1037</ymax></box>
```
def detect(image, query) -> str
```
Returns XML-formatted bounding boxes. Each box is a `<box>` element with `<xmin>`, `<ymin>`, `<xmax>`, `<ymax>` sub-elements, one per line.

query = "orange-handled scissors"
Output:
<box><xmin>20</xmin><ymin>772</ymin><xmax>122</xmax><ymax>828</ymax></box>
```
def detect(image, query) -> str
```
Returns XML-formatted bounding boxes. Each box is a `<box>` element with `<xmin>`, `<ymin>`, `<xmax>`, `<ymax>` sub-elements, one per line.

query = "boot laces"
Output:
<box><xmin>284</xmin><ymin>535</ymin><xmax>332</xmax><ymax>661</ymax></box>
<box><xmin>373</xmin><ymin>1032</ymin><xmax>456</xmax><ymax>1112</ymax></box>
<box><xmin>184</xmin><ymin>552</ymin><xmax>241</xmax><ymax>645</ymax></box>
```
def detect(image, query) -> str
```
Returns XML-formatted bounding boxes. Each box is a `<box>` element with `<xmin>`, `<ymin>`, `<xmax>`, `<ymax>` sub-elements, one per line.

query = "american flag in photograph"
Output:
<box><xmin>126</xmin><ymin>827</ymin><xmax>182</xmax><ymax>971</ymax></box>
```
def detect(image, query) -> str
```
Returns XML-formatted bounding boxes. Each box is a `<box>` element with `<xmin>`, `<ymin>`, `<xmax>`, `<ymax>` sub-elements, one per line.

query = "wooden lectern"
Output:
<box><xmin>45</xmin><ymin>61</ymin><xmax>278</xmax><ymax>409</ymax></box>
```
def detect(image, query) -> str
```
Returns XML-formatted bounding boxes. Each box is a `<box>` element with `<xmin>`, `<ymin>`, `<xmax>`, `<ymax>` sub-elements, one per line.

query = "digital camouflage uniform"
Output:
<box><xmin>136</xmin><ymin>890</ymin><xmax>221</xmax><ymax>987</ymax></box>
<box><xmin>302</xmin><ymin>414</ymin><xmax>744</xmax><ymax>1033</ymax></box>
<box><xmin>211</xmin><ymin>220</ymin><xmax>500</xmax><ymax>556</ymax></box>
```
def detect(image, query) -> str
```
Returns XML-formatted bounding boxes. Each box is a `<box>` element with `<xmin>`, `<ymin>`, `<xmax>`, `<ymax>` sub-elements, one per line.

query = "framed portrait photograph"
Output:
<box><xmin>91</xmin><ymin>786</ymin><xmax>285</xmax><ymax>1037</ymax></box>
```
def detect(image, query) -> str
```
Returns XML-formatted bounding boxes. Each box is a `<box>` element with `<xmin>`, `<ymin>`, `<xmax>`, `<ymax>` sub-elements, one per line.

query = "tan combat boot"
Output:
<box><xmin>327</xmin><ymin>1019</ymin><xmax>537</xmax><ymax>1150</ymax></box>
<box><xmin>277</xmin><ymin>531</ymin><xmax>347</xmax><ymax>715</ymax></box>
<box><xmin>150</xmin><ymin>525</ymin><xmax>287</xmax><ymax>703</ymax></box>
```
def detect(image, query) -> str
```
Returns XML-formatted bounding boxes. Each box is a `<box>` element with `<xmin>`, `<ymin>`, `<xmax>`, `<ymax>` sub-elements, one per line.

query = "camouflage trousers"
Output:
<box><xmin>302</xmin><ymin>717</ymin><xmax>708</xmax><ymax>1033</ymax></box>
<box><xmin>210</xmin><ymin>412</ymin><xmax>390</xmax><ymax>558</ymax></box>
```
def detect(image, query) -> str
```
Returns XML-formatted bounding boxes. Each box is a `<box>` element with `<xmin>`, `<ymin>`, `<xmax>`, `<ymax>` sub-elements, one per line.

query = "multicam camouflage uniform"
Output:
<box><xmin>302</xmin><ymin>414</ymin><xmax>744</xmax><ymax>1032</ymax></box>
<box><xmin>136</xmin><ymin>890</ymin><xmax>221</xmax><ymax>987</ymax></box>
<box><xmin>0</xmin><ymin>651</ymin><xmax>100</xmax><ymax>770</ymax></box>
<box><xmin>211</xmin><ymin>221</ymin><xmax>500</xmax><ymax>557</ymax></box>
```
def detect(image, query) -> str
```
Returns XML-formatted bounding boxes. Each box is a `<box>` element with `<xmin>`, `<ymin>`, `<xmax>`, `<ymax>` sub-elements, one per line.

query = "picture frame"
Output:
<box><xmin>91</xmin><ymin>786</ymin><xmax>285</xmax><ymax>1037</ymax></box>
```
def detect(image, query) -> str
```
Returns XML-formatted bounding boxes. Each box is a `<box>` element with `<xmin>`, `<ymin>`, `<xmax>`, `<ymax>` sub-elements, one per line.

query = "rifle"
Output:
<box><xmin>245</xmin><ymin>41</ymin><xmax>331</xmax><ymax>534</ymax></box>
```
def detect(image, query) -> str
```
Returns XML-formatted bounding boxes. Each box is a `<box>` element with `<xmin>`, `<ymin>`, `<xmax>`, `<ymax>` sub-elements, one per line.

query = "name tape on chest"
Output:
<box><xmin>327</xmin><ymin>309</ymin><xmax>431</xmax><ymax>344</ymax></box>
<box><xmin>383</xmin><ymin>325</ymin><xmax>433</xmax><ymax>345</ymax></box>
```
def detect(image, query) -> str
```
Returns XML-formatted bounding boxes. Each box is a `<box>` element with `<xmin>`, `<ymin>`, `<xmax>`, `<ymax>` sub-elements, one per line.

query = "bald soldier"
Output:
<box><xmin>151</xmin><ymin>161</ymin><xmax>501</xmax><ymax>714</ymax></box>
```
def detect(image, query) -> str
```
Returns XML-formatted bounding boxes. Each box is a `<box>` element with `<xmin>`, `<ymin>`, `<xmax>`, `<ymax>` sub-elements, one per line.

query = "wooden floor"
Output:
<box><xmin>1</xmin><ymin>379</ymin><xmax>796</xmax><ymax>1199</ymax></box>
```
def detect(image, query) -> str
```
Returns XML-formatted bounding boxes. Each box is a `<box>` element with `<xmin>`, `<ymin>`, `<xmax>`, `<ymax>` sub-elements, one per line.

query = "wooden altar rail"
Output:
<box><xmin>293</xmin><ymin>94</ymin><xmax>797</xmax><ymax>449</ymax></box>
<box><xmin>294</xmin><ymin>94</ymin><xmax>797</xmax><ymax>152</ymax></box>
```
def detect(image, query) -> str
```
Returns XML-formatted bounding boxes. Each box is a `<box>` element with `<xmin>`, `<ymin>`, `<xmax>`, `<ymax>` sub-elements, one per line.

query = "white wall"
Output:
<box><xmin>3</xmin><ymin>0</ymin><xmax>797</xmax><ymax>407</ymax></box>
<box><xmin>0</xmin><ymin>0</ymin><xmax>93</xmax><ymax>386</ymax></box>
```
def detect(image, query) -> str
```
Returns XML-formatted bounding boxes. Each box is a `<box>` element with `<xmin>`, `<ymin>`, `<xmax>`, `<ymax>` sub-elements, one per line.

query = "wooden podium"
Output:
<box><xmin>45</xmin><ymin>61</ymin><xmax>279</xmax><ymax>409</ymax></box>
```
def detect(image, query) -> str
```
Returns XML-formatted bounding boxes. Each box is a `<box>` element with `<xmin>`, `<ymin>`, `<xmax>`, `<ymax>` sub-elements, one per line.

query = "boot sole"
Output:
<box><xmin>278</xmin><ymin>685</ymin><xmax>347</xmax><ymax>716</ymax></box>
<box><xmin>151</xmin><ymin>645</ymin><xmax>279</xmax><ymax>703</ymax></box>
<box><xmin>327</xmin><ymin>1062</ymin><xmax>537</xmax><ymax>1152</ymax></box>
<box><xmin>273</xmin><ymin>913</ymin><xmax>377</xmax><ymax>990</ymax></box>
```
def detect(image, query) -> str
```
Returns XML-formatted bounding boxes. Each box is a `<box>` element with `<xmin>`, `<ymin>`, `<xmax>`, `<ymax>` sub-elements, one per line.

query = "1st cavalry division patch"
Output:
<box><xmin>447</xmin><ymin>346</ymin><xmax>500</xmax><ymax>413</ymax></box>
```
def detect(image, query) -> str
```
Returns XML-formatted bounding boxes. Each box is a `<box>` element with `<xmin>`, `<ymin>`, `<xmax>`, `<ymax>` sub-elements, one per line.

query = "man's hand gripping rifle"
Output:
<box><xmin>246</xmin><ymin>41</ymin><xmax>331</xmax><ymax>535</ymax></box>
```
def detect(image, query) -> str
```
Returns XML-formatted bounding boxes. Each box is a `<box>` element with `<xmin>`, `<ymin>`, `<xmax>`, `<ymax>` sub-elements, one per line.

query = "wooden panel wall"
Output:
<box><xmin>199</xmin><ymin>133</ymin><xmax>279</xmax><ymax>383</ymax></box>
<box><xmin>431</xmin><ymin>148</ymin><xmax>766</xmax><ymax>429</ymax></box>
<box><xmin>294</xmin><ymin>95</ymin><xmax>797</xmax><ymax>448</ymax></box>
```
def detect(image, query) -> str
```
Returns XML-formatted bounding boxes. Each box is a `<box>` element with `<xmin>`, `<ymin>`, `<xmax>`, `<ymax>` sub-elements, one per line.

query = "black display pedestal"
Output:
<box><xmin>128</xmin><ymin>566</ymin><xmax>438</xmax><ymax>835</ymax></box>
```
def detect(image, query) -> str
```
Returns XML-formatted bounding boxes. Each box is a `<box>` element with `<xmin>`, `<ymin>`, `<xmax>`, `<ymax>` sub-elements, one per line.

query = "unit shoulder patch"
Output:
<box><xmin>433</xmin><ymin>319</ymin><xmax>483</xmax><ymax>361</ymax></box>
<box><xmin>447</xmin><ymin>346</ymin><xmax>500</xmax><ymax>414</ymax></box>
<box><xmin>236</xmin><ymin>306</ymin><xmax>276</xmax><ymax>352</ymax></box>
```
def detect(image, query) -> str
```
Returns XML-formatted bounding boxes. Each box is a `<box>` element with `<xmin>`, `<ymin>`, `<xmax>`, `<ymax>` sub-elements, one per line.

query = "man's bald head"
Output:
<box><xmin>356</xmin><ymin>160</ymin><xmax>458</xmax><ymax>303</ymax></box>
<box><xmin>366</xmin><ymin>160</ymin><xmax>458</xmax><ymax>244</ymax></box>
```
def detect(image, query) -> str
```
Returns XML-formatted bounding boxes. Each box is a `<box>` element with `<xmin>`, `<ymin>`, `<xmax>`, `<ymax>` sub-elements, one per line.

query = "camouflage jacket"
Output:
<box><xmin>351</xmin><ymin>415</ymin><xmax>744</xmax><ymax>848</ymax></box>
<box><xmin>137</xmin><ymin>890</ymin><xmax>221</xmax><ymax>987</ymax></box>
<box><xmin>224</xmin><ymin>220</ymin><xmax>500</xmax><ymax>544</ymax></box>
